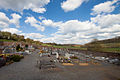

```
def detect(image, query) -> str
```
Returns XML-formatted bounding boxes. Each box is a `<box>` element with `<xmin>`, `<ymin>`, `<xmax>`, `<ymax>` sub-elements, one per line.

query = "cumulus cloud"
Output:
<box><xmin>100</xmin><ymin>24</ymin><xmax>120</xmax><ymax>33</ymax></box>
<box><xmin>91</xmin><ymin>14</ymin><xmax>120</xmax><ymax>27</ymax></box>
<box><xmin>0</xmin><ymin>12</ymin><xmax>10</xmax><ymax>28</ymax></box>
<box><xmin>0</xmin><ymin>0</ymin><xmax>50</xmax><ymax>13</ymax></box>
<box><xmin>32</xmin><ymin>8</ymin><xmax>46</xmax><ymax>13</ymax></box>
<box><xmin>91</xmin><ymin>0</ymin><xmax>118</xmax><ymax>15</ymax></box>
<box><xmin>25</xmin><ymin>17</ymin><xmax>45</xmax><ymax>31</ymax></box>
<box><xmin>38</xmin><ymin>19</ymin><xmax>98</xmax><ymax>44</ymax></box>
<box><xmin>97</xmin><ymin>33</ymin><xmax>110</xmax><ymax>37</ymax></box>
<box><xmin>21</xmin><ymin>33</ymin><xmax>45</xmax><ymax>39</ymax></box>
<box><xmin>39</xmin><ymin>13</ymin><xmax>120</xmax><ymax>44</ymax></box>
<box><xmin>0</xmin><ymin>12</ymin><xmax>21</xmax><ymax>28</ymax></box>
<box><xmin>39</xmin><ymin>16</ymin><xmax>46</xmax><ymax>20</ymax></box>
<box><xmin>25</xmin><ymin>16</ymin><xmax>62</xmax><ymax>31</ymax></box>
<box><xmin>40</xmin><ymin>33</ymin><xmax>92</xmax><ymax>44</ymax></box>
<box><xmin>61</xmin><ymin>0</ymin><xmax>88</xmax><ymax>12</ymax></box>
<box><xmin>42</xmin><ymin>19</ymin><xmax>62</xmax><ymax>27</ymax></box>
<box><xmin>57</xmin><ymin>20</ymin><xmax>97</xmax><ymax>34</ymax></box>
<box><xmin>1</xmin><ymin>28</ymin><xmax>22</xmax><ymax>34</ymax></box>
<box><xmin>10</xmin><ymin>13</ymin><xmax>21</xmax><ymax>28</ymax></box>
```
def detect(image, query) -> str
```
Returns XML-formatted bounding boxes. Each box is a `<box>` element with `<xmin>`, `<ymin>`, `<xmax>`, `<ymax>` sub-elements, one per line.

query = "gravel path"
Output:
<box><xmin>0</xmin><ymin>52</ymin><xmax>120</xmax><ymax>80</ymax></box>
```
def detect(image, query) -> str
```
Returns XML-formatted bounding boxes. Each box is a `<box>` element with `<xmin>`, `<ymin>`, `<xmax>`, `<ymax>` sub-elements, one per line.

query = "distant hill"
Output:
<box><xmin>84</xmin><ymin>36</ymin><xmax>120</xmax><ymax>53</ymax></box>
<box><xmin>89</xmin><ymin>36</ymin><xmax>120</xmax><ymax>44</ymax></box>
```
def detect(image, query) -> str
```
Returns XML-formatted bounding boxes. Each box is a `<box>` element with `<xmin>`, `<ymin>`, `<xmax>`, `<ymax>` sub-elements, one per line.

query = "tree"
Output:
<box><xmin>16</xmin><ymin>44</ymin><xmax>21</xmax><ymax>51</ymax></box>
<box><xmin>0</xmin><ymin>32</ymin><xmax>11</xmax><ymax>39</ymax></box>
<box><xmin>11</xmin><ymin>34</ymin><xmax>18</xmax><ymax>41</ymax></box>
<box><xmin>92</xmin><ymin>38</ymin><xmax>98</xmax><ymax>43</ymax></box>
<box><xmin>25</xmin><ymin>44</ymin><xmax>28</xmax><ymax>49</ymax></box>
<box><xmin>18</xmin><ymin>35</ymin><xmax>25</xmax><ymax>41</ymax></box>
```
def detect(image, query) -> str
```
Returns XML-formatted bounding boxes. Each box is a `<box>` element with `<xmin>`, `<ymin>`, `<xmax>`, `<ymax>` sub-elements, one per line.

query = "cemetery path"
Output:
<box><xmin>0</xmin><ymin>52</ymin><xmax>120</xmax><ymax>80</ymax></box>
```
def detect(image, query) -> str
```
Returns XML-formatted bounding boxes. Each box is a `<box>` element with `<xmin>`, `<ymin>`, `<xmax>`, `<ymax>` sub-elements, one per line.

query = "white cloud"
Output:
<box><xmin>0</xmin><ymin>22</ymin><xmax>9</xmax><ymax>28</ymax></box>
<box><xmin>39</xmin><ymin>13</ymin><xmax>120</xmax><ymax>44</ymax></box>
<box><xmin>40</xmin><ymin>33</ymin><xmax>92</xmax><ymax>44</ymax></box>
<box><xmin>0</xmin><ymin>0</ymin><xmax>50</xmax><ymax>13</ymax></box>
<box><xmin>39</xmin><ymin>19</ymin><xmax>98</xmax><ymax>44</ymax></box>
<box><xmin>42</xmin><ymin>19</ymin><xmax>62</xmax><ymax>27</ymax></box>
<box><xmin>21</xmin><ymin>33</ymin><xmax>45</xmax><ymax>39</ymax></box>
<box><xmin>10</xmin><ymin>13</ymin><xmax>21</xmax><ymax>28</ymax></box>
<box><xmin>100</xmin><ymin>24</ymin><xmax>120</xmax><ymax>32</ymax></box>
<box><xmin>91</xmin><ymin>0</ymin><xmax>118</xmax><ymax>15</ymax></box>
<box><xmin>39</xmin><ymin>16</ymin><xmax>45</xmax><ymax>20</ymax></box>
<box><xmin>57</xmin><ymin>20</ymin><xmax>97</xmax><ymax>34</ymax></box>
<box><xmin>91</xmin><ymin>14</ymin><xmax>120</xmax><ymax>27</ymax></box>
<box><xmin>61</xmin><ymin>0</ymin><xmax>88</xmax><ymax>12</ymax></box>
<box><xmin>113</xmin><ymin>32</ymin><xmax>120</xmax><ymax>36</ymax></box>
<box><xmin>1</xmin><ymin>28</ymin><xmax>22</xmax><ymax>34</ymax></box>
<box><xmin>25</xmin><ymin>17</ymin><xmax>45</xmax><ymax>31</ymax></box>
<box><xmin>32</xmin><ymin>7</ymin><xmax>46</xmax><ymax>13</ymax></box>
<box><xmin>97</xmin><ymin>33</ymin><xmax>110</xmax><ymax>37</ymax></box>
<box><xmin>0</xmin><ymin>12</ymin><xmax>10</xmax><ymax>28</ymax></box>
<box><xmin>0</xmin><ymin>12</ymin><xmax>22</xmax><ymax>28</ymax></box>
<box><xmin>0</xmin><ymin>12</ymin><xmax>9</xmax><ymax>22</ymax></box>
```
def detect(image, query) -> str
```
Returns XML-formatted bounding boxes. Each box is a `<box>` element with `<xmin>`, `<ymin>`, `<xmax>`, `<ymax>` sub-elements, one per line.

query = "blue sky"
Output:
<box><xmin>0</xmin><ymin>0</ymin><xmax>120</xmax><ymax>44</ymax></box>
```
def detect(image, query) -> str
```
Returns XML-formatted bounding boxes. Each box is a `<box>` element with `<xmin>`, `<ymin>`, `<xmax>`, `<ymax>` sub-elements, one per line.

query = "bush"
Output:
<box><xmin>11</xmin><ymin>55</ymin><xmax>23</xmax><ymax>62</ymax></box>
<box><xmin>0</xmin><ymin>57</ymin><xmax>6</xmax><ymax>67</ymax></box>
<box><xmin>70</xmin><ymin>56</ymin><xmax>78</xmax><ymax>59</ymax></box>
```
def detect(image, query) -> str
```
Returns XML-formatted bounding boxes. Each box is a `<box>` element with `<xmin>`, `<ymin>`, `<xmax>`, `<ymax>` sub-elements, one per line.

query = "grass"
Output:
<box><xmin>41</xmin><ymin>44</ymin><xmax>52</xmax><ymax>47</ymax></box>
<box><xmin>1</xmin><ymin>39</ymin><xmax>119</xmax><ymax>53</ymax></box>
<box><xmin>101</xmin><ymin>48</ymin><xmax>120</xmax><ymax>53</ymax></box>
<box><xmin>88</xmin><ymin>47</ymin><xmax>120</xmax><ymax>53</ymax></box>
<box><xmin>0</xmin><ymin>39</ymin><xmax>15</xmax><ymax>42</ymax></box>
<box><xmin>101</xmin><ymin>43</ymin><xmax>120</xmax><ymax>48</ymax></box>
<box><xmin>53</xmin><ymin>45</ymin><xmax>87</xmax><ymax>50</ymax></box>
<box><xmin>41</xmin><ymin>43</ymin><xmax>87</xmax><ymax>50</ymax></box>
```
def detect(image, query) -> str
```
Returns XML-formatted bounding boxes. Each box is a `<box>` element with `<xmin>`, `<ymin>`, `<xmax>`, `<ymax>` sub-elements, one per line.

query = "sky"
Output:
<box><xmin>0</xmin><ymin>0</ymin><xmax>120</xmax><ymax>44</ymax></box>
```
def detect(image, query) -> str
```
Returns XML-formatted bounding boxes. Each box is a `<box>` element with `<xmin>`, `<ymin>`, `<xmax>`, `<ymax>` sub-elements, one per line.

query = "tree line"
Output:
<box><xmin>0</xmin><ymin>31</ymin><xmax>43</xmax><ymax>45</ymax></box>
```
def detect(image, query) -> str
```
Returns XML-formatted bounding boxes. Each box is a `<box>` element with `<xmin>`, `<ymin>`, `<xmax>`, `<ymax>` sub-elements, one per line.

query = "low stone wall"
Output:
<box><xmin>69</xmin><ymin>49</ymin><xmax>120</xmax><ymax>59</ymax></box>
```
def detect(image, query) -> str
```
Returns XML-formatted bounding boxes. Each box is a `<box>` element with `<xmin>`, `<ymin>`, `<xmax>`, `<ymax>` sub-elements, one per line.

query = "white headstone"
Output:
<box><xmin>56</xmin><ymin>52</ymin><xmax>59</xmax><ymax>58</ymax></box>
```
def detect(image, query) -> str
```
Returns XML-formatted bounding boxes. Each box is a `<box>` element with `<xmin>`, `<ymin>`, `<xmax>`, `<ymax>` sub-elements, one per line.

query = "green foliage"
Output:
<box><xmin>41</xmin><ymin>43</ymin><xmax>87</xmax><ymax>50</ymax></box>
<box><xmin>25</xmin><ymin>44</ymin><xmax>28</xmax><ymax>49</ymax></box>
<box><xmin>11</xmin><ymin>55</ymin><xmax>23</xmax><ymax>62</ymax></box>
<box><xmin>16</xmin><ymin>44</ymin><xmax>24</xmax><ymax>52</ymax></box>
<box><xmin>0</xmin><ymin>39</ymin><xmax>14</xmax><ymax>42</ymax></box>
<box><xmin>101</xmin><ymin>48</ymin><xmax>120</xmax><ymax>53</ymax></box>
<box><xmin>70</xmin><ymin>56</ymin><xmax>78</xmax><ymax>59</ymax></box>
<box><xmin>0</xmin><ymin>31</ymin><xmax>43</xmax><ymax>45</ymax></box>
<box><xmin>85</xmin><ymin>38</ymin><xmax>120</xmax><ymax>53</ymax></box>
<box><xmin>16</xmin><ymin>44</ymin><xmax>21</xmax><ymax>51</ymax></box>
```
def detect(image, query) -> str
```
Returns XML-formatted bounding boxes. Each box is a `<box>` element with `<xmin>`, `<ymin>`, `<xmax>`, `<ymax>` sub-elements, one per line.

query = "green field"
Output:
<box><xmin>41</xmin><ymin>43</ymin><xmax>87</xmax><ymax>50</ymax></box>
<box><xmin>0</xmin><ymin>39</ymin><xmax>15</xmax><ymax>42</ymax></box>
<box><xmin>101</xmin><ymin>48</ymin><xmax>120</xmax><ymax>53</ymax></box>
<box><xmin>1</xmin><ymin>39</ymin><xmax>120</xmax><ymax>53</ymax></box>
<box><xmin>53</xmin><ymin>45</ymin><xmax>87</xmax><ymax>50</ymax></box>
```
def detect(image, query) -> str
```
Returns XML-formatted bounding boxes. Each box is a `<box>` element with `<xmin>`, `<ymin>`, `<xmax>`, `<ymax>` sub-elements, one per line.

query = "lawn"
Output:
<box><xmin>41</xmin><ymin>44</ymin><xmax>87</xmax><ymax>50</ymax></box>
<box><xmin>101</xmin><ymin>48</ymin><xmax>120</xmax><ymax>53</ymax></box>
<box><xmin>53</xmin><ymin>45</ymin><xmax>87</xmax><ymax>50</ymax></box>
<box><xmin>0</xmin><ymin>39</ymin><xmax>15</xmax><ymax>42</ymax></box>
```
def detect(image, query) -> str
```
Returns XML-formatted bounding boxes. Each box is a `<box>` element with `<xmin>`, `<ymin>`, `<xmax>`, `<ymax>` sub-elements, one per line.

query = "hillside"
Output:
<box><xmin>84</xmin><ymin>36</ymin><xmax>120</xmax><ymax>53</ymax></box>
<box><xmin>1</xmin><ymin>31</ymin><xmax>120</xmax><ymax>53</ymax></box>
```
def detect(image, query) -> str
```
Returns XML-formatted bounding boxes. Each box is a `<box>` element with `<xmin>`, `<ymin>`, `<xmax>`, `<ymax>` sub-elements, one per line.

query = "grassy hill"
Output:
<box><xmin>1</xmin><ymin>33</ymin><xmax>120</xmax><ymax>53</ymax></box>
<box><xmin>84</xmin><ymin>37</ymin><xmax>120</xmax><ymax>53</ymax></box>
<box><xmin>0</xmin><ymin>39</ymin><xmax>15</xmax><ymax>42</ymax></box>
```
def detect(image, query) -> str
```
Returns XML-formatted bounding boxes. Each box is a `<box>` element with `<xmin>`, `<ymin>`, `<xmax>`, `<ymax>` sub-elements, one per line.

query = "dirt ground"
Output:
<box><xmin>0</xmin><ymin>51</ymin><xmax>120</xmax><ymax>80</ymax></box>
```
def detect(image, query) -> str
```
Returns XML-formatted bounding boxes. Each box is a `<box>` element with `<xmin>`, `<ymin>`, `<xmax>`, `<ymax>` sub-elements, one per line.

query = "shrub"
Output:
<box><xmin>11</xmin><ymin>55</ymin><xmax>23</xmax><ymax>62</ymax></box>
<box><xmin>70</xmin><ymin>56</ymin><xmax>78</xmax><ymax>59</ymax></box>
